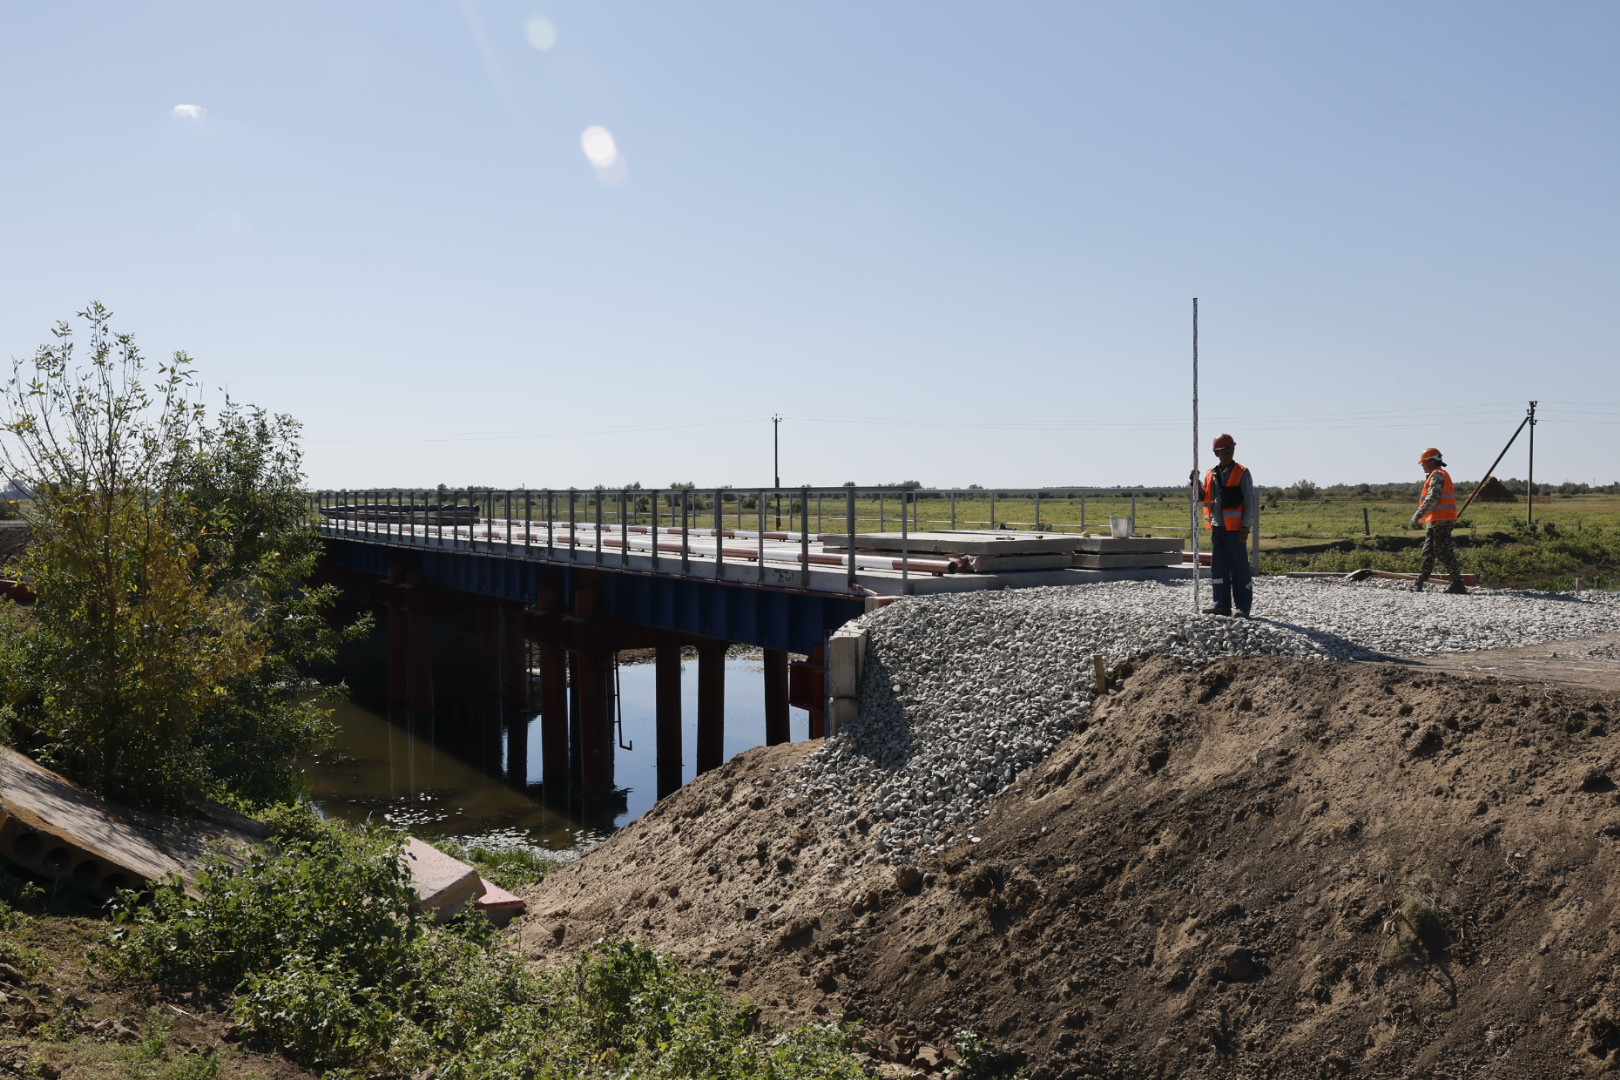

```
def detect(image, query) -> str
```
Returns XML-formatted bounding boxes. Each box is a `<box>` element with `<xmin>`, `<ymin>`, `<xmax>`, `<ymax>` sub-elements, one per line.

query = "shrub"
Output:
<box><xmin>102</xmin><ymin>805</ymin><xmax>419</xmax><ymax>993</ymax></box>
<box><xmin>104</xmin><ymin>809</ymin><xmax>870</xmax><ymax>1078</ymax></box>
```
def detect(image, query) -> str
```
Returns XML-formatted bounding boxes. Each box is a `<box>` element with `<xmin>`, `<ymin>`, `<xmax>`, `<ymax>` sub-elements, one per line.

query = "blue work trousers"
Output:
<box><xmin>1209</xmin><ymin>527</ymin><xmax>1253</xmax><ymax>613</ymax></box>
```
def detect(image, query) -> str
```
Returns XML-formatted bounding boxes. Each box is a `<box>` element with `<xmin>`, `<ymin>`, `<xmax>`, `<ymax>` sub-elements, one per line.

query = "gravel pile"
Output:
<box><xmin>790</xmin><ymin>578</ymin><xmax>1620</xmax><ymax>860</ymax></box>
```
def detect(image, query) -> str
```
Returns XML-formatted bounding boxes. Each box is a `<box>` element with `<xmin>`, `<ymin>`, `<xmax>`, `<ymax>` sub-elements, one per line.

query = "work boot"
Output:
<box><xmin>1201</xmin><ymin>606</ymin><xmax>1231</xmax><ymax>617</ymax></box>
<box><xmin>1233</xmin><ymin>609</ymin><xmax>1251</xmax><ymax>619</ymax></box>
<box><xmin>1412</xmin><ymin>579</ymin><xmax>1426</xmax><ymax>593</ymax></box>
<box><xmin>1445</xmin><ymin>581</ymin><xmax>1468</xmax><ymax>595</ymax></box>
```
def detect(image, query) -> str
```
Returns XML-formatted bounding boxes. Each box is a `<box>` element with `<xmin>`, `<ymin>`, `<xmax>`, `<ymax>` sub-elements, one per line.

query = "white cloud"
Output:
<box><xmin>171</xmin><ymin>104</ymin><xmax>206</xmax><ymax>121</ymax></box>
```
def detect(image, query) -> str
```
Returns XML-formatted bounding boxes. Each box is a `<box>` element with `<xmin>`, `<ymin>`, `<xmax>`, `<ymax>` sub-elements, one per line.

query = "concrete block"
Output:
<box><xmin>1072</xmin><ymin>552</ymin><xmax>1185</xmax><ymax>569</ymax></box>
<box><xmin>828</xmin><ymin>696</ymin><xmax>858</xmax><ymax>735</ymax></box>
<box><xmin>0</xmin><ymin>746</ymin><xmax>265</xmax><ymax>899</ymax></box>
<box><xmin>404</xmin><ymin>838</ymin><xmax>486</xmax><ymax>922</ymax></box>
<box><xmin>820</xmin><ymin>531</ymin><xmax>1078</xmax><ymax>555</ymax></box>
<box><xmin>1070</xmin><ymin>536</ymin><xmax>1182</xmax><ymax>553</ymax></box>
<box><xmin>472</xmin><ymin>875</ymin><xmax>526</xmax><ymax>928</ymax></box>
<box><xmin>959</xmin><ymin>554</ymin><xmax>1075</xmax><ymax>572</ymax></box>
<box><xmin>828</xmin><ymin>627</ymin><xmax>868</xmax><ymax>698</ymax></box>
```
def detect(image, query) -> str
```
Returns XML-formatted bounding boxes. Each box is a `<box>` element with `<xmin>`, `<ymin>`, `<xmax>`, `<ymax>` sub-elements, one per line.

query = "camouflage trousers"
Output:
<box><xmin>1418</xmin><ymin>523</ymin><xmax>1463</xmax><ymax>584</ymax></box>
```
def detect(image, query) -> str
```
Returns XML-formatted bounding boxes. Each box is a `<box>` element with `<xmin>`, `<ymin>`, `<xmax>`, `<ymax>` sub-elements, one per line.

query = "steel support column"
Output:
<box><xmin>763</xmin><ymin>648</ymin><xmax>790</xmax><ymax>746</ymax></box>
<box><xmin>538</xmin><ymin>640</ymin><xmax>568</xmax><ymax>781</ymax></box>
<box><xmin>386</xmin><ymin>602</ymin><xmax>408</xmax><ymax>710</ymax></box>
<box><xmin>406</xmin><ymin>573</ymin><xmax>435</xmax><ymax>715</ymax></box>
<box><xmin>801</xmin><ymin>643</ymin><xmax>827</xmax><ymax>739</ymax></box>
<box><xmin>655</xmin><ymin>644</ymin><xmax>683</xmax><ymax>799</ymax></box>
<box><xmin>477</xmin><ymin>603</ymin><xmax>501</xmax><ymax>703</ymax></box>
<box><xmin>386</xmin><ymin>557</ymin><xmax>408</xmax><ymax>710</ymax></box>
<box><xmin>502</xmin><ymin>603</ymin><xmax>528</xmax><ymax>712</ymax></box>
<box><xmin>505</xmin><ymin>704</ymin><xmax>529</xmax><ymax>788</ymax></box>
<box><xmin>696</xmin><ymin>640</ymin><xmax>726</xmax><ymax>774</ymax></box>
<box><xmin>575</xmin><ymin>646</ymin><xmax>614</xmax><ymax>791</ymax></box>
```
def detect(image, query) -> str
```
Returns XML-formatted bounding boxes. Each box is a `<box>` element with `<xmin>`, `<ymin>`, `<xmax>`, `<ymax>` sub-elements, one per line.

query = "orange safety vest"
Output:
<box><xmin>1417</xmin><ymin>468</ymin><xmax>1458</xmax><ymax>525</ymax></box>
<box><xmin>1202</xmin><ymin>462</ymin><xmax>1249</xmax><ymax>531</ymax></box>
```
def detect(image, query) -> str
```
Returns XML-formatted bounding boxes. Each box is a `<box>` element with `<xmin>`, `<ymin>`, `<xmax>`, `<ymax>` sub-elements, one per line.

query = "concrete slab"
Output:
<box><xmin>472</xmin><ymin>876</ymin><xmax>526</xmax><ymax>928</ymax></box>
<box><xmin>819</xmin><ymin>531</ymin><xmax>1079</xmax><ymax>555</ymax></box>
<box><xmin>889</xmin><ymin>565</ymin><xmax>1192</xmax><ymax>594</ymax></box>
<box><xmin>1072</xmin><ymin>553</ymin><xmax>1185</xmax><ymax>569</ymax></box>
<box><xmin>1071</xmin><ymin>536</ymin><xmax>1182</xmax><ymax>553</ymax></box>
<box><xmin>404</xmin><ymin>837</ymin><xmax>486</xmax><ymax>922</ymax></box>
<box><xmin>959</xmin><ymin>554</ymin><xmax>1076</xmax><ymax>572</ymax></box>
<box><xmin>0</xmin><ymin>746</ymin><xmax>266</xmax><ymax>898</ymax></box>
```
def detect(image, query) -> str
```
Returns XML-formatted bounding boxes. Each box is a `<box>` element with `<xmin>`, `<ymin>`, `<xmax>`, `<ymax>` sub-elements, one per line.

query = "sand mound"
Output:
<box><xmin>519</xmin><ymin>652</ymin><xmax>1620</xmax><ymax>1078</ymax></box>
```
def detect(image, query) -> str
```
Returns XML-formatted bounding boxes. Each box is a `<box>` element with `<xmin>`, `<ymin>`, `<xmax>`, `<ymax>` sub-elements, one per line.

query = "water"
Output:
<box><xmin>301</xmin><ymin>651</ymin><xmax>800</xmax><ymax>857</ymax></box>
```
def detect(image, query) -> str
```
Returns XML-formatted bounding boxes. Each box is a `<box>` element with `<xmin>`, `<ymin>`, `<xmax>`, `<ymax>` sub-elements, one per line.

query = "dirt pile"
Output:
<box><xmin>1473</xmin><ymin>478</ymin><xmax>1519</xmax><ymax>502</ymax></box>
<box><xmin>518</xmin><ymin>653</ymin><xmax>1620</xmax><ymax>1079</ymax></box>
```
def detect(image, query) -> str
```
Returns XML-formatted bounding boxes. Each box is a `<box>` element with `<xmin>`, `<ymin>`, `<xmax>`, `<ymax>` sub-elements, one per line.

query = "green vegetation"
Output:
<box><xmin>435</xmin><ymin>838</ymin><xmax>559</xmax><ymax>891</ymax></box>
<box><xmin>0</xmin><ymin>303</ymin><xmax>363</xmax><ymax>807</ymax></box>
<box><xmin>1249</xmin><ymin>497</ymin><xmax>1620</xmax><ymax>589</ymax></box>
<box><xmin>1382</xmin><ymin>888</ymin><xmax>1452</xmax><ymax>968</ymax></box>
<box><xmin>102</xmin><ymin>808</ymin><xmax>872</xmax><ymax>1079</ymax></box>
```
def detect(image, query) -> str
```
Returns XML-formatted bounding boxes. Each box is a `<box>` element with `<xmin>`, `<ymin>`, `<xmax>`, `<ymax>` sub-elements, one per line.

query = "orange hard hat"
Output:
<box><xmin>1212</xmin><ymin>433</ymin><xmax>1236</xmax><ymax>451</ymax></box>
<box><xmin>1419</xmin><ymin>447</ymin><xmax>1444</xmax><ymax>464</ymax></box>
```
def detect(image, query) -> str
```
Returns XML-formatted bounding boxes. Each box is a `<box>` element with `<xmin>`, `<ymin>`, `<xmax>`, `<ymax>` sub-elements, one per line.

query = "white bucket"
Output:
<box><xmin>1109</xmin><ymin>515</ymin><xmax>1132</xmax><ymax>537</ymax></box>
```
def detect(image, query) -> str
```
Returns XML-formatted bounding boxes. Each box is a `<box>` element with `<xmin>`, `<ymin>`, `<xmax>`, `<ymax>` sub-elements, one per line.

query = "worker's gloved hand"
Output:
<box><xmin>1409</xmin><ymin>513</ymin><xmax>1421</xmax><ymax>528</ymax></box>
<box><xmin>1189</xmin><ymin>469</ymin><xmax>1200</xmax><ymax>486</ymax></box>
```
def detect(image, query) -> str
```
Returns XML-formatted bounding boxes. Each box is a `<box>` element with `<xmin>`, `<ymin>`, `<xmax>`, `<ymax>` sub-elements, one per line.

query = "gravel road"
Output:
<box><xmin>790</xmin><ymin>578</ymin><xmax>1620</xmax><ymax>859</ymax></box>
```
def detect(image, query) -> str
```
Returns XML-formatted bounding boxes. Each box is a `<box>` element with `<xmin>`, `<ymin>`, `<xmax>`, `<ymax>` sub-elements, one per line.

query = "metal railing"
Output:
<box><xmin>307</xmin><ymin>486</ymin><xmax>1204</xmax><ymax>588</ymax></box>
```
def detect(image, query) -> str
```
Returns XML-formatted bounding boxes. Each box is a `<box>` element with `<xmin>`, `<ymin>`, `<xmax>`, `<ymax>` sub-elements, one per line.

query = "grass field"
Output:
<box><xmin>779</xmin><ymin>489</ymin><xmax>1620</xmax><ymax>591</ymax></box>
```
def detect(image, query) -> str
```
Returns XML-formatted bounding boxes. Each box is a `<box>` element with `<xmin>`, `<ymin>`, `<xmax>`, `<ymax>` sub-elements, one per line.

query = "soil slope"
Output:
<box><xmin>519</xmin><ymin>652</ymin><xmax>1620</xmax><ymax>1079</ymax></box>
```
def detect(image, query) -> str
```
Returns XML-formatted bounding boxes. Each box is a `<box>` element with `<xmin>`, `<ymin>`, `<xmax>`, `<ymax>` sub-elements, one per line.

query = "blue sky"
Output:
<box><xmin>2</xmin><ymin>2</ymin><xmax>1616</xmax><ymax>491</ymax></box>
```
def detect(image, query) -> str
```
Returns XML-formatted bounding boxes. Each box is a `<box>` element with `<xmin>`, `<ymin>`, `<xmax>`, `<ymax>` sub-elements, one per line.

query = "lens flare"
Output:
<box><xmin>581</xmin><ymin>126</ymin><xmax>619</xmax><ymax>167</ymax></box>
<box><xmin>525</xmin><ymin>17</ymin><xmax>557</xmax><ymax>50</ymax></box>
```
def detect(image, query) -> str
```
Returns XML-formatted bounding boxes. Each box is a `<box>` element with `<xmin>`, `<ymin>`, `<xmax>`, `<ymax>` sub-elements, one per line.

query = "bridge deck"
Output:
<box><xmin>319</xmin><ymin>517</ymin><xmax>1190</xmax><ymax>597</ymax></box>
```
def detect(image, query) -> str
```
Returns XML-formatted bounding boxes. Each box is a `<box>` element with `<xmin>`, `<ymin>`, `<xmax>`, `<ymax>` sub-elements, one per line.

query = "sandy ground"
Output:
<box><xmin>518</xmin><ymin>638</ymin><xmax>1620</xmax><ymax>1078</ymax></box>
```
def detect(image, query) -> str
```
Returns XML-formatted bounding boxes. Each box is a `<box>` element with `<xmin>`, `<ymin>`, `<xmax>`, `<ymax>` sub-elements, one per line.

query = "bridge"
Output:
<box><xmin>308</xmin><ymin>485</ymin><xmax>1195</xmax><ymax>798</ymax></box>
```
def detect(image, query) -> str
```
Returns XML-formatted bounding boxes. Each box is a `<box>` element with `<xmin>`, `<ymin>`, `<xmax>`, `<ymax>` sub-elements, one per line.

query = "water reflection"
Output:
<box><xmin>301</xmin><ymin>651</ymin><xmax>802</xmax><ymax>857</ymax></box>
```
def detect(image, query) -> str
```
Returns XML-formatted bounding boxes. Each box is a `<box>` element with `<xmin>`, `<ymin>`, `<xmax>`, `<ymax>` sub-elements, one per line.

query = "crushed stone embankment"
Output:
<box><xmin>518</xmin><ymin>581</ymin><xmax>1620</xmax><ymax>1078</ymax></box>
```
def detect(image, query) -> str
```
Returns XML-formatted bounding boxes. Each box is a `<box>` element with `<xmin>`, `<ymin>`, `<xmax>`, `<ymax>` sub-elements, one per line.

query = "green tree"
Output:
<box><xmin>0</xmin><ymin>304</ymin><xmax>352</xmax><ymax>807</ymax></box>
<box><xmin>176</xmin><ymin>402</ymin><xmax>364</xmax><ymax>804</ymax></box>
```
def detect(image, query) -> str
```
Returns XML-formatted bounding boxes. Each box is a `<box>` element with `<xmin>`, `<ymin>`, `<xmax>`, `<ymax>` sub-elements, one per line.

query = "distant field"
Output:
<box><xmin>806</xmin><ymin>490</ymin><xmax>1620</xmax><ymax>591</ymax></box>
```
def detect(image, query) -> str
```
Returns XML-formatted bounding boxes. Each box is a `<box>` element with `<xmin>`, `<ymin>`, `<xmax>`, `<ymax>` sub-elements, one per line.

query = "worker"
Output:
<box><xmin>1192</xmin><ymin>433</ymin><xmax>1257</xmax><ymax>617</ymax></box>
<box><xmin>1412</xmin><ymin>448</ymin><xmax>1468</xmax><ymax>594</ymax></box>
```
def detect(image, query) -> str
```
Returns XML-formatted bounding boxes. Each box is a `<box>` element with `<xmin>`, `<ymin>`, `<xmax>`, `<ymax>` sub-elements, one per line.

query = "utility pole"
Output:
<box><xmin>772</xmin><ymin>414</ymin><xmax>782</xmax><ymax>530</ymax></box>
<box><xmin>1526</xmin><ymin>400</ymin><xmax>1537</xmax><ymax>527</ymax></box>
<box><xmin>1190</xmin><ymin>298</ymin><xmax>1201</xmax><ymax>614</ymax></box>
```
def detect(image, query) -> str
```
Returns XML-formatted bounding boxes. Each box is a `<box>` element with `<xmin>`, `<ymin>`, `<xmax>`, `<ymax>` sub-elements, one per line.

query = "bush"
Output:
<box><xmin>102</xmin><ymin>805</ymin><xmax>419</xmax><ymax>993</ymax></box>
<box><xmin>103</xmin><ymin>809</ymin><xmax>871</xmax><ymax>1078</ymax></box>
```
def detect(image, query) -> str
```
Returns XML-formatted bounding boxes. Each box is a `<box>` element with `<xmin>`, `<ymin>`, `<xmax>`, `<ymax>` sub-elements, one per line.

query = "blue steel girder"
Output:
<box><xmin>322</xmin><ymin>538</ymin><xmax>862</xmax><ymax>653</ymax></box>
<box><xmin>596</xmin><ymin>572</ymin><xmax>862</xmax><ymax>654</ymax></box>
